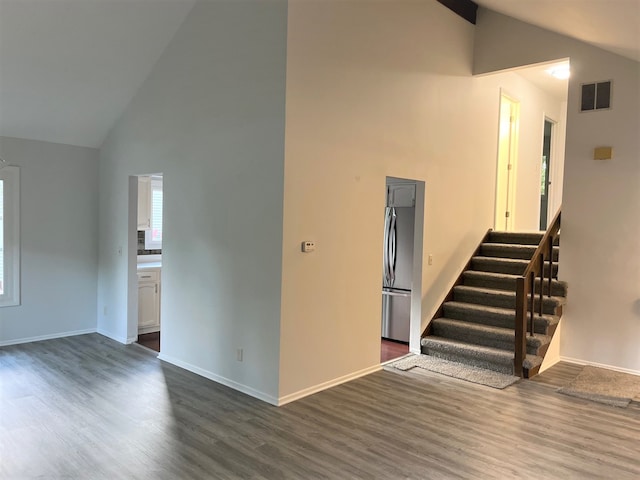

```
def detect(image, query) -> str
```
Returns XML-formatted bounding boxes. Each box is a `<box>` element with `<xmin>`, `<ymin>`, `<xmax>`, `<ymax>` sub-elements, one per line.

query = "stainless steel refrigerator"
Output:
<box><xmin>381</xmin><ymin>184</ymin><xmax>415</xmax><ymax>343</ymax></box>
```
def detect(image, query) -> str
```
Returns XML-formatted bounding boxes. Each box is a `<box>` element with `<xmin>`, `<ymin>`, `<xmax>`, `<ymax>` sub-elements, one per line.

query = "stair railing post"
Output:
<box><xmin>538</xmin><ymin>254</ymin><xmax>544</xmax><ymax>324</ymax></box>
<box><xmin>548</xmin><ymin>237</ymin><xmax>554</xmax><ymax>297</ymax></box>
<box><xmin>529</xmin><ymin>271</ymin><xmax>535</xmax><ymax>337</ymax></box>
<box><xmin>515</xmin><ymin>277</ymin><xmax>527</xmax><ymax>377</ymax></box>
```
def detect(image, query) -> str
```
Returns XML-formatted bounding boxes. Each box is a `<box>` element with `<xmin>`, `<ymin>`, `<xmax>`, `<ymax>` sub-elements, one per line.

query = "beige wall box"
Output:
<box><xmin>593</xmin><ymin>146</ymin><xmax>613</xmax><ymax>160</ymax></box>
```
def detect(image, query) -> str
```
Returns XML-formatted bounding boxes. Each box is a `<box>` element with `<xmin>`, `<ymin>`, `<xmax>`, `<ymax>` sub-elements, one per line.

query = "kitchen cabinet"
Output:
<box><xmin>137</xmin><ymin>176</ymin><xmax>152</xmax><ymax>230</ymax></box>
<box><xmin>138</xmin><ymin>269</ymin><xmax>160</xmax><ymax>334</ymax></box>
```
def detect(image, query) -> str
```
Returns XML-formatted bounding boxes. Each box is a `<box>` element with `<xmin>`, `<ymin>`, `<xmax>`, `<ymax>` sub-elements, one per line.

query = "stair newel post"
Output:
<box><xmin>515</xmin><ymin>277</ymin><xmax>527</xmax><ymax>377</ymax></box>
<box><xmin>547</xmin><ymin>237</ymin><xmax>554</xmax><ymax>297</ymax></box>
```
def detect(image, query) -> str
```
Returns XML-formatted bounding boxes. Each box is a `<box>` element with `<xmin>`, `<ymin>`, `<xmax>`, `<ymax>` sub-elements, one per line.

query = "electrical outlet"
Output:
<box><xmin>103</xmin><ymin>306</ymin><xmax>108</xmax><ymax>316</ymax></box>
<box><xmin>428</xmin><ymin>254</ymin><xmax>433</xmax><ymax>265</ymax></box>
<box><xmin>236</xmin><ymin>348</ymin><xmax>243</xmax><ymax>362</ymax></box>
<box><xmin>301</xmin><ymin>241</ymin><xmax>316</xmax><ymax>253</ymax></box>
<box><xmin>117</xmin><ymin>246</ymin><xmax>123</xmax><ymax>256</ymax></box>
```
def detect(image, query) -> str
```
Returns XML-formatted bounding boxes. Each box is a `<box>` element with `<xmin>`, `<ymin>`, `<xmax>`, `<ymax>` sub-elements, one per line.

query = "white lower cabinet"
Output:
<box><xmin>138</xmin><ymin>269</ymin><xmax>160</xmax><ymax>334</ymax></box>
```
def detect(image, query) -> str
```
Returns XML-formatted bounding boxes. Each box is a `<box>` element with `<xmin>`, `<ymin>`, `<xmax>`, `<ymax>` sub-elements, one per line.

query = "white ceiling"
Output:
<box><xmin>0</xmin><ymin>0</ymin><xmax>637</xmax><ymax>149</ymax></box>
<box><xmin>514</xmin><ymin>60</ymin><xmax>570</xmax><ymax>101</ymax></box>
<box><xmin>0</xmin><ymin>0</ymin><xmax>196</xmax><ymax>148</ymax></box>
<box><xmin>475</xmin><ymin>0</ymin><xmax>640</xmax><ymax>62</ymax></box>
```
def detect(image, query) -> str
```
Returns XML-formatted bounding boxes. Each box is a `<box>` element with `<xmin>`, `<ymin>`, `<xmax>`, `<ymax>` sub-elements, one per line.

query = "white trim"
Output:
<box><xmin>0</xmin><ymin>166</ymin><xmax>20</xmax><ymax>307</ymax></box>
<box><xmin>560</xmin><ymin>356</ymin><xmax>640</xmax><ymax>377</ymax></box>
<box><xmin>277</xmin><ymin>364</ymin><xmax>382</xmax><ymax>406</ymax></box>
<box><xmin>0</xmin><ymin>328</ymin><xmax>97</xmax><ymax>347</ymax></box>
<box><xmin>158</xmin><ymin>353</ymin><xmax>279</xmax><ymax>406</ymax></box>
<box><xmin>97</xmin><ymin>328</ymin><xmax>134</xmax><ymax>345</ymax></box>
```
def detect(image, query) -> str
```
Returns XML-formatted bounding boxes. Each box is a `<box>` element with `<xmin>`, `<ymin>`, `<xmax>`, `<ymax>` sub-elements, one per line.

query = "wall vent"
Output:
<box><xmin>581</xmin><ymin>81</ymin><xmax>612</xmax><ymax>111</ymax></box>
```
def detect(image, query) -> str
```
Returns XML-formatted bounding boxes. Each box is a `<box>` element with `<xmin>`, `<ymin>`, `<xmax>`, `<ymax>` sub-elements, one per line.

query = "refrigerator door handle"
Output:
<box><xmin>383</xmin><ymin>207</ymin><xmax>392</xmax><ymax>287</ymax></box>
<box><xmin>388</xmin><ymin>208</ymin><xmax>397</xmax><ymax>286</ymax></box>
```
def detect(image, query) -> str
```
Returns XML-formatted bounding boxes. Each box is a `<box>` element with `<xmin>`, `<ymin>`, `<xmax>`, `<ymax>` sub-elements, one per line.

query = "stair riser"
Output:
<box><xmin>488</xmin><ymin>232</ymin><xmax>560</xmax><ymax>246</ymax></box>
<box><xmin>471</xmin><ymin>259</ymin><xmax>559</xmax><ymax>277</ymax></box>
<box><xmin>480</xmin><ymin>245</ymin><xmax>559</xmax><ymax>262</ymax></box>
<box><xmin>431</xmin><ymin>324</ymin><xmax>545</xmax><ymax>356</ymax></box>
<box><xmin>454</xmin><ymin>289</ymin><xmax>561</xmax><ymax>315</ymax></box>
<box><xmin>420</xmin><ymin>345</ymin><xmax>514</xmax><ymax>375</ymax></box>
<box><xmin>443</xmin><ymin>305</ymin><xmax>555</xmax><ymax>334</ymax></box>
<box><xmin>487</xmin><ymin>232</ymin><xmax>543</xmax><ymax>245</ymax></box>
<box><xmin>462</xmin><ymin>274</ymin><xmax>568</xmax><ymax>296</ymax></box>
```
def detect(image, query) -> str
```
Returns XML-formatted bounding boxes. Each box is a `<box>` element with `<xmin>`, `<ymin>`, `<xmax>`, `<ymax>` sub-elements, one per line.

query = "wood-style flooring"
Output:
<box><xmin>1</xmin><ymin>334</ymin><xmax>639</xmax><ymax>479</ymax></box>
<box><xmin>137</xmin><ymin>331</ymin><xmax>160</xmax><ymax>352</ymax></box>
<box><xmin>380</xmin><ymin>339</ymin><xmax>409</xmax><ymax>363</ymax></box>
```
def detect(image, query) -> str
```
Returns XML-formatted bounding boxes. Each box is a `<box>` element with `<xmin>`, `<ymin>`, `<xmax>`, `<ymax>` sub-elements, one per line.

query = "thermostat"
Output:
<box><xmin>301</xmin><ymin>241</ymin><xmax>316</xmax><ymax>253</ymax></box>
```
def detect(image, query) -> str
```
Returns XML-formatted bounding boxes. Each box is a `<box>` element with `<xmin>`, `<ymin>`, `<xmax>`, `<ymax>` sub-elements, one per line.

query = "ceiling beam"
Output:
<box><xmin>437</xmin><ymin>0</ymin><xmax>478</xmax><ymax>25</ymax></box>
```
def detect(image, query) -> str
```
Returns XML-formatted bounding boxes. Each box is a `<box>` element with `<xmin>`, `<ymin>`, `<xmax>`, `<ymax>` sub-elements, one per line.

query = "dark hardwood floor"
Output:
<box><xmin>1</xmin><ymin>334</ymin><xmax>639</xmax><ymax>479</ymax></box>
<box><xmin>380</xmin><ymin>339</ymin><xmax>409</xmax><ymax>363</ymax></box>
<box><xmin>137</xmin><ymin>331</ymin><xmax>160</xmax><ymax>352</ymax></box>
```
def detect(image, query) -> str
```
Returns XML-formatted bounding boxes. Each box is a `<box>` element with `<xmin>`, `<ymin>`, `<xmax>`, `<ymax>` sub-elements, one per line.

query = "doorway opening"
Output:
<box><xmin>539</xmin><ymin>118</ymin><xmax>555</xmax><ymax>230</ymax></box>
<box><xmin>128</xmin><ymin>173</ymin><xmax>163</xmax><ymax>353</ymax></box>
<box><xmin>494</xmin><ymin>93</ymin><xmax>520</xmax><ymax>231</ymax></box>
<box><xmin>380</xmin><ymin>177</ymin><xmax>424</xmax><ymax>363</ymax></box>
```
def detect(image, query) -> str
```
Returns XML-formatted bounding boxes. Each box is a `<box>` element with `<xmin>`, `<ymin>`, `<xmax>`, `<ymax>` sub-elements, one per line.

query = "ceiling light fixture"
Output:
<box><xmin>547</xmin><ymin>65</ymin><xmax>570</xmax><ymax>80</ymax></box>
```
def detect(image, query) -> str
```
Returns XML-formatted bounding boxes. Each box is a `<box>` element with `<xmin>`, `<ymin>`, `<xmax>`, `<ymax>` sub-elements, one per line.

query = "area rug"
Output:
<box><xmin>557</xmin><ymin>366</ymin><xmax>640</xmax><ymax>408</ymax></box>
<box><xmin>386</xmin><ymin>354</ymin><xmax>520</xmax><ymax>389</ymax></box>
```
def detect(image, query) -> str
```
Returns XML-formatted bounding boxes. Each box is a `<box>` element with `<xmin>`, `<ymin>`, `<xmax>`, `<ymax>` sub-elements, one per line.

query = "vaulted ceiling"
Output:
<box><xmin>0</xmin><ymin>0</ymin><xmax>638</xmax><ymax>149</ymax></box>
<box><xmin>0</xmin><ymin>0</ymin><xmax>196</xmax><ymax>148</ymax></box>
<box><xmin>475</xmin><ymin>0</ymin><xmax>640</xmax><ymax>63</ymax></box>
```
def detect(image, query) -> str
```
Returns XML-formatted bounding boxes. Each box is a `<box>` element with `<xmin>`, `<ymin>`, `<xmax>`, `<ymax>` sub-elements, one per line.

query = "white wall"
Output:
<box><xmin>0</xmin><ymin>136</ymin><xmax>98</xmax><ymax>345</ymax></box>
<box><xmin>475</xmin><ymin>9</ymin><xmax>640</xmax><ymax>373</ymax></box>
<box><xmin>506</xmin><ymin>72</ymin><xmax>565</xmax><ymax>231</ymax></box>
<box><xmin>278</xmin><ymin>0</ymin><xmax>565</xmax><ymax>400</ymax></box>
<box><xmin>97</xmin><ymin>0</ymin><xmax>288</xmax><ymax>402</ymax></box>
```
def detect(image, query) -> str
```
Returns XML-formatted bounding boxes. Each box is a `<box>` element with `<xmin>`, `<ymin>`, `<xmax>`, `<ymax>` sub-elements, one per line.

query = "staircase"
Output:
<box><xmin>421</xmin><ymin>229</ymin><xmax>567</xmax><ymax>378</ymax></box>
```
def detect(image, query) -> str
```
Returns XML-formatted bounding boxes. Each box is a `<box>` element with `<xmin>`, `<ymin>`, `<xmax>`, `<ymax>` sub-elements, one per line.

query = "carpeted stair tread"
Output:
<box><xmin>462</xmin><ymin>270</ymin><xmax>568</xmax><ymax>296</ymax></box>
<box><xmin>443</xmin><ymin>301</ymin><xmax>558</xmax><ymax>334</ymax></box>
<box><xmin>480</xmin><ymin>243</ymin><xmax>559</xmax><ymax>261</ymax></box>
<box><xmin>524</xmin><ymin>355</ymin><xmax>543</xmax><ymax>370</ymax></box>
<box><xmin>422</xmin><ymin>229</ymin><xmax>565</xmax><ymax>378</ymax></box>
<box><xmin>431</xmin><ymin>317</ymin><xmax>550</xmax><ymax>355</ymax></box>
<box><xmin>471</xmin><ymin>256</ymin><xmax>559</xmax><ymax>277</ymax></box>
<box><xmin>453</xmin><ymin>285</ymin><xmax>566</xmax><ymax>314</ymax></box>
<box><xmin>420</xmin><ymin>336</ymin><xmax>542</xmax><ymax>375</ymax></box>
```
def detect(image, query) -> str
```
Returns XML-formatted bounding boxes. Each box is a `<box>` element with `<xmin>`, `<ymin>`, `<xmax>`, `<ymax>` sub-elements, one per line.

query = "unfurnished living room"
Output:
<box><xmin>1</xmin><ymin>1</ymin><xmax>639</xmax><ymax>479</ymax></box>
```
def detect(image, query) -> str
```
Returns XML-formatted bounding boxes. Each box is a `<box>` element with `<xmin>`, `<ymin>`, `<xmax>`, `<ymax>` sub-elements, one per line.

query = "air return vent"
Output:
<box><xmin>581</xmin><ymin>81</ymin><xmax>612</xmax><ymax>111</ymax></box>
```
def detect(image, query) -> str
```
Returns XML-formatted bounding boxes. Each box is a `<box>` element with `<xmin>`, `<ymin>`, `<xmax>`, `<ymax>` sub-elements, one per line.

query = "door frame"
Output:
<box><xmin>382</xmin><ymin>176</ymin><xmax>425</xmax><ymax>356</ymax></box>
<box><xmin>539</xmin><ymin>116</ymin><xmax>557</xmax><ymax>230</ymax></box>
<box><xmin>127</xmin><ymin>173</ymin><xmax>163</xmax><ymax>348</ymax></box>
<box><xmin>494</xmin><ymin>91</ymin><xmax>520</xmax><ymax>231</ymax></box>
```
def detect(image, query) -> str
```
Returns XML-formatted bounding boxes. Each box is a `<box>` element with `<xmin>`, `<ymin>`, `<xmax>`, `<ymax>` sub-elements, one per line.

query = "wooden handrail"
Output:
<box><xmin>514</xmin><ymin>207</ymin><xmax>562</xmax><ymax>377</ymax></box>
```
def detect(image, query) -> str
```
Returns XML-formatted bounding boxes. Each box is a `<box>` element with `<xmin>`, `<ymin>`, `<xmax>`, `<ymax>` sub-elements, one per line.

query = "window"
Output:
<box><xmin>145</xmin><ymin>177</ymin><xmax>163</xmax><ymax>250</ymax></box>
<box><xmin>0</xmin><ymin>165</ymin><xmax>20</xmax><ymax>307</ymax></box>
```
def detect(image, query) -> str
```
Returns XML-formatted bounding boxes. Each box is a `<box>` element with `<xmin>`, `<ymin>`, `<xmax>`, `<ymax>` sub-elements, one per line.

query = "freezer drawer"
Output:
<box><xmin>381</xmin><ymin>290</ymin><xmax>410</xmax><ymax>343</ymax></box>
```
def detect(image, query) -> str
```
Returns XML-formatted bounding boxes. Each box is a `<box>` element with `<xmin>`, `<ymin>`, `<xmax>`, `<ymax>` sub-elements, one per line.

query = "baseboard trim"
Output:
<box><xmin>277</xmin><ymin>364</ymin><xmax>382</xmax><ymax>406</ymax></box>
<box><xmin>158</xmin><ymin>353</ymin><xmax>279</xmax><ymax>406</ymax></box>
<box><xmin>560</xmin><ymin>356</ymin><xmax>640</xmax><ymax>377</ymax></box>
<box><xmin>0</xmin><ymin>328</ymin><xmax>97</xmax><ymax>347</ymax></box>
<box><xmin>96</xmin><ymin>328</ymin><xmax>131</xmax><ymax>345</ymax></box>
